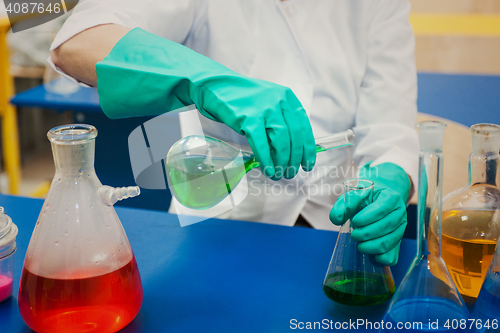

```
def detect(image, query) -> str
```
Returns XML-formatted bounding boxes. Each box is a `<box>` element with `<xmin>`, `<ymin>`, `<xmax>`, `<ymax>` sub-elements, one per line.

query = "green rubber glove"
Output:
<box><xmin>329</xmin><ymin>163</ymin><xmax>412</xmax><ymax>266</ymax></box>
<box><xmin>96</xmin><ymin>28</ymin><xmax>316</xmax><ymax>180</ymax></box>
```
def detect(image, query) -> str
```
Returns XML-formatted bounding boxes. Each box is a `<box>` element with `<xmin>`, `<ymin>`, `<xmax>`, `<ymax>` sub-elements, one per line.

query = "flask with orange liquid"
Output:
<box><xmin>441</xmin><ymin>124</ymin><xmax>500</xmax><ymax>299</ymax></box>
<box><xmin>18</xmin><ymin>124</ymin><xmax>143</xmax><ymax>333</ymax></box>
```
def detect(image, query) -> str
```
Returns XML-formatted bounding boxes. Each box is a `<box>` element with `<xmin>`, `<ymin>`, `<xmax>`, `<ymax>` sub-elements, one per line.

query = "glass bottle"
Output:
<box><xmin>0</xmin><ymin>207</ymin><xmax>18</xmax><ymax>303</ymax></box>
<box><xmin>381</xmin><ymin>121</ymin><xmax>469</xmax><ymax>332</ymax></box>
<box><xmin>441</xmin><ymin>124</ymin><xmax>500</xmax><ymax>298</ymax></box>
<box><xmin>166</xmin><ymin>130</ymin><xmax>355</xmax><ymax>210</ymax></box>
<box><xmin>323</xmin><ymin>179</ymin><xmax>395</xmax><ymax>306</ymax></box>
<box><xmin>18</xmin><ymin>124</ymin><xmax>143</xmax><ymax>333</ymax></box>
<box><xmin>471</xmin><ymin>236</ymin><xmax>500</xmax><ymax>332</ymax></box>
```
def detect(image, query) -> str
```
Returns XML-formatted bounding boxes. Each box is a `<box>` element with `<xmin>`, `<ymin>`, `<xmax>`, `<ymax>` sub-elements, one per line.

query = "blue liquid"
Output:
<box><xmin>472</xmin><ymin>273</ymin><xmax>500</xmax><ymax>332</ymax></box>
<box><xmin>381</xmin><ymin>297</ymin><xmax>468</xmax><ymax>332</ymax></box>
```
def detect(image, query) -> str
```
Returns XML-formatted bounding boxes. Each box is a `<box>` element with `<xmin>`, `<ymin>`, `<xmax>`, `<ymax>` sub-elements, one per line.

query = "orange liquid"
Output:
<box><xmin>440</xmin><ymin>210</ymin><xmax>499</xmax><ymax>298</ymax></box>
<box><xmin>18</xmin><ymin>257</ymin><xmax>143</xmax><ymax>333</ymax></box>
<box><xmin>441</xmin><ymin>234</ymin><xmax>496</xmax><ymax>298</ymax></box>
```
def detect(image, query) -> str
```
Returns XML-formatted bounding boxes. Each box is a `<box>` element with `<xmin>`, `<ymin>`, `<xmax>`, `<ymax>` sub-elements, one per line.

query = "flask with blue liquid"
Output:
<box><xmin>380</xmin><ymin>121</ymin><xmax>469</xmax><ymax>332</ymax></box>
<box><xmin>471</xmin><ymin>237</ymin><xmax>500</xmax><ymax>332</ymax></box>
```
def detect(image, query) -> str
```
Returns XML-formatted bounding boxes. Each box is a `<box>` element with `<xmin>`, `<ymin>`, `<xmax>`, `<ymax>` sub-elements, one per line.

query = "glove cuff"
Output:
<box><xmin>96</xmin><ymin>28</ymin><xmax>232</xmax><ymax>119</ymax></box>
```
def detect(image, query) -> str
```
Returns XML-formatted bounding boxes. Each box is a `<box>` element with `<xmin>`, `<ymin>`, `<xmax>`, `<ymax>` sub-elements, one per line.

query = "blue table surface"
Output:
<box><xmin>0</xmin><ymin>194</ymin><xmax>417</xmax><ymax>333</ymax></box>
<box><xmin>10</xmin><ymin>84</ymin><xmax>101</xmax><ymax>113</ymax></box>
<box><xmin>10</xmin><ymin>73</ymin><xmax>500</xmax><ymax>127</ymax></box>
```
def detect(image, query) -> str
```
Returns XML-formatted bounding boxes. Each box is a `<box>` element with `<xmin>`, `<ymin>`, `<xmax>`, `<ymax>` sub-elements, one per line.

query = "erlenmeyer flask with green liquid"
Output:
<box><xmin>165</xmin><ymin>130</ymin><xmax>355</xmax><ymax>210</ymax></box>
<box><xmin>323</xmin><ymin>179</ymin><xmax>396</xmax><ymax>306</ymax></box>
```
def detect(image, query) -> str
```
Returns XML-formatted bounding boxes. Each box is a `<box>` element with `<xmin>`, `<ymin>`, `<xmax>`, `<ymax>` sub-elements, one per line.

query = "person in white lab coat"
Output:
<box><xmin>50</xmin><ymin>0</ymin><xmax>419</xmax><ymax>265</ymax></box>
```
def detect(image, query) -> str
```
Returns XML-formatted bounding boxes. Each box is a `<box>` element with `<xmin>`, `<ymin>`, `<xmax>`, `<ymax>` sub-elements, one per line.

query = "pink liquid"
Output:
<box><xmin>0</xmin><ymin>274</ymin><xmax>13</xmax><ymax>302</ymax></box>
<box><xmin>19</xmin><ymin>257</ymin><xmax>143</xmax><ymax>333</ymax></box>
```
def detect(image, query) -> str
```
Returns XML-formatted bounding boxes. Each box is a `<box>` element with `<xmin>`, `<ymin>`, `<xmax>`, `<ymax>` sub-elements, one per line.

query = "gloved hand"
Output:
<box><xmin>329</xmin><ymin>163</ymin><xmax>412</xmax><ymax>266</ymax></box>
<box><xmin>96</xmin><ymin>28</ymin><xmax>316</xmax><ymax>180</ymax></box>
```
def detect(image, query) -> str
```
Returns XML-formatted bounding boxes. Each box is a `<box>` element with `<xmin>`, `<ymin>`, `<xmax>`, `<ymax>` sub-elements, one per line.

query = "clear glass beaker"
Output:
<box><xmin>381</xmin><ymin>121</ymin><xmax>469</xmax><ymax>332</ymax></box>
<box><xmin>323</xmin><ymin>179</ymin><xmax>395</xmax><ymax>306</ymax></box>
<box><xmin>471</xmin><ymin>236</ymin><xmax>500</xmax><ymax>332</ymax></box>
<box><xmin>440</xmin><ymin>124</ymin><xmax>500</xmax><ymax>298</ymax></box>
<box><xmin>18</xmin><ymin>124</ymin><xmax>143</xmax><ymax>333</ymax></box>
<box><xmin>0</xmin><ymin>207</ymin><xmax>18</xmax><ymax>303</ymax></box>
<box><xmin>166</xmin><ymin>130</ymin><xmax>355</xmax><ymax>210</ymax></box>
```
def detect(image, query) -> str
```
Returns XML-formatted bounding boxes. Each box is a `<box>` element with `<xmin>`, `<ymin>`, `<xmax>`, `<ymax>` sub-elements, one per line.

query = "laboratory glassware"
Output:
<box><xmin>323</xmin><ymin>179</ymin><xmax>396</xmax><ymax>306</ymax></box>
<box><xmin>471</xmin><ymin>236</ymin><xmax>500</xmax><ymax>332</ymax></box>
<box><xmin>0</xmin><ymin>207</ymin><xmax>18</xmax><ymax>302</ymax></box>
<box><xmin>440</xmin><ymin>124</ymin><xmax>500</xmax><ymax>298</ymax></box>
<box><xmin>166</xmin><ymin>130</ymin><xmax>355</xmax><ymax>210</ymax></box>
<box><xmin>381</xmin><ymin>121</ymin><xmax>469</xmax><ymax>332</ymax></box>
<box><xmin>18</xmin><ymin>124</ymin><xmax>143</xmax><ymax>333</ymax></box>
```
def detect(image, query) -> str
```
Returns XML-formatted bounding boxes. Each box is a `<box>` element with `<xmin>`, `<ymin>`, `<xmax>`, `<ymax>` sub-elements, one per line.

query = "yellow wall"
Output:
<box><xmin>410</xmin><ymin>0</ymin><xmax>500</xmax><ymax>74</ymax></box>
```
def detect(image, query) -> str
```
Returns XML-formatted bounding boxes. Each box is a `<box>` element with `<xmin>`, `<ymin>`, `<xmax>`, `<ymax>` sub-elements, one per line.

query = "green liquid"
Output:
<box><xmin>323</xmin><ymin>271</ymin><xmax>395</xmax><ymax>306</ymax></box>
<box><xmin>167</xmin><ymin>155</ymin><xmax>257</xmax><ymax>210</ymax></box>
<box><xmin>242</xmin><ymin>144</ymin><xmax>351</xmax><ymax>171</ymax></box>
<box><xmin>167</xmin><ymin>144</ymin><xmax>352</xmax><ymax>210</ymax></box>
<box><xmin>316</xmin><ymin>143</ymin><xmax>352</xmax><ymax>153</ymax></box>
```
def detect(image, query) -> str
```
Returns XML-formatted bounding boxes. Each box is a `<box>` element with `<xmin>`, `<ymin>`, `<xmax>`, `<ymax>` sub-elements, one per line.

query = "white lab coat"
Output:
<box><xmin>51</xmin><ymin>0</ymin><xmax>419</xmax><ymax>230</ymax></box>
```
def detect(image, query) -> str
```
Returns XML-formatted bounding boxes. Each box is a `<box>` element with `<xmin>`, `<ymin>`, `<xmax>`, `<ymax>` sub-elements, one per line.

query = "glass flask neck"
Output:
<box><xmin>468</xmin><ymin>154</ymin><xmax>500</xmax><ymax>187</ymax></box>
<box><xmin>315</xmin><ymin>130</ymin><xmax>355</xmax><ymax>152</ymax></box>
<box><xmin>416</xmin><ymin>121</ymin><xmax>446</xmax><ymax>259</ymax></box>
<box><xmin>51</xmin><ymin>141</ymin><xmax>95</xmax><ymax>176</ymax></box>
<box><xmin>48</xmin><ymin>125</ymin><xmax>97</xmax><ymax>176</ymax></box>
<box><xmin>241</xmin><ymin>129</ymin><xmax>356</xmax><ymax>172</ymax></box>
<box><xmin>241</xmin><ymin>151</ymin><xmax>260</xmax><ymax>173</ymax></box>
<box><xmin>417</xmin><ymin>150</ymin><xmax>444</xmax><ymax>258</ymax></box>
<box><xmin>468</xmin><ymin>124</ymin><xmax>500</xmax><ymax>186</ymax></box>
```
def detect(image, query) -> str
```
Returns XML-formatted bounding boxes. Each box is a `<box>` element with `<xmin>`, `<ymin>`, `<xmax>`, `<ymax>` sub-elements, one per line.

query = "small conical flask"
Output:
<box><xmin>471</xmin><ymin>236</ymin><xmax>500</xmax><ymax>332</ymax></box>
<box><xmin>322</xmin><ymin>179</ymin><xmax>396</xmax><ymax>306</ymax></box>
<box><xmin>440</xmin><ymin>124</ymin><xmax>500</xmax><ymax>298</ymax></box>
<box><xmin>18</xmin><ymin>125</ymin><xmax>143</xmax><ymax>333</ymax></box>
<box><xmin>381</xmin><ymin>121</ymin><xmax>469</xmax><ymax>332</ymax></box>
<box><xmin>166</xmin><ymin>130</ymin><xmax>355</xmax><ymax>210</ymax></box>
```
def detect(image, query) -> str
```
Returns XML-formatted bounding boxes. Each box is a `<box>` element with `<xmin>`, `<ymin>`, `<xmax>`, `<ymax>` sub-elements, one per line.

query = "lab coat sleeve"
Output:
<box><xmin>353</xmin><ymin>0</ymin><xmax>419</xmax><ymax>187</ymax></box>
<box><xmin>49</xmin><ymin>0</ymin><xmax>201</xmax><ymax>83</ymax></box>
